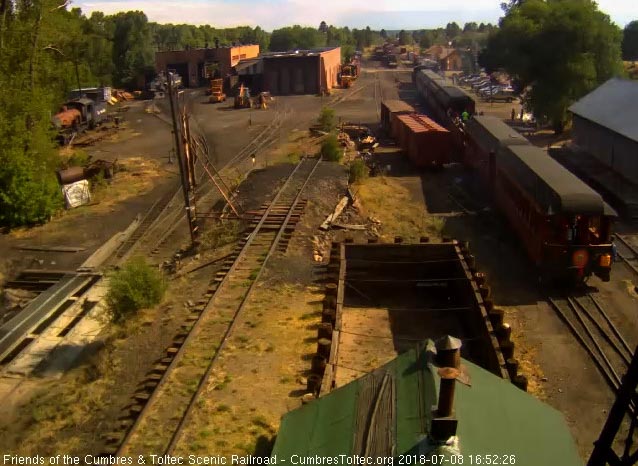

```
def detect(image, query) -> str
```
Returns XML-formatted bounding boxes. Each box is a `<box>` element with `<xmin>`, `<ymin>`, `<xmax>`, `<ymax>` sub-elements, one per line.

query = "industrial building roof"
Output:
<box><xmin>271</xmin><ymin>341</ymin><xmax>583</xmax><ymax>465</ymax></box>
<box><xmin>569</xmin><ymin>78</ymin><xmax>638</xmax><ymax>143</ymax></box>
<box><xmin>500</xmin><ymin>144</ymin><xmax>615</xmax><ymax>216</ymax></box>
<box><xmin>262</xmin><ymin>47</ymin><xmax>340</xmax><ymax>58</ymax></box>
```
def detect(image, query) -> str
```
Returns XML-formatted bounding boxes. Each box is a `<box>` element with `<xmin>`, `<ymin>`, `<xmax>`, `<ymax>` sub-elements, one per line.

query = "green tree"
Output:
<box><xmin>463</xmin><ymin>22</ymin><xmax>478</xmax><ymax>33</ymax></box>
<box><xmin>380</xmin><ymin>29</ymin><xmax>387</xmax><ymax>39</ymax></box>
<box><xmin>111</xmin><ymin>11</ymin><xmax>154</xmax><ymax>88</ymax></box>
<box><xmin>398</xmin><ymin>29</ymin><xmax>412</xmax><ymax>45</ymax></box>
<box><xmin>319</xmin><ymin>20</ymin><xmax>328</xmax><ymax>33</ymax></box>
<box><xmin>482</xmin><ymin>0</ymin><xmax>623</xmax><ymax>132</ymax></box>
<box><xmin>0</xmin><ymin>0</ymin><xmax>70</xmax><ymax>228</ymax></box>
<box><xmin>622</xmin><ymin>21</ymin><xmax>638</xmax><ymax>60</ymax></box>
<box><xmin>445</xmin><ymin>22</ymin><xmax>461</xmax><ymax>39</ymax></box>
<box><xmin>269</xmin><ymin>25</ymin><xmax>325</xmax><ymax>51</ymax></box>
<box><xmin>419</xmin><ymin>31</ymin><xmax>433</xmax><ymax>49</ymax></box>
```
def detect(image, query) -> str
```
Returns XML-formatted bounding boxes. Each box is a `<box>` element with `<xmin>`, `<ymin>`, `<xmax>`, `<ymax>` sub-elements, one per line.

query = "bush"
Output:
<box><xmin>321</xmin><ymin>133</ymin><xmax>342</xmax><ymax>162</ymax></box>
<box><xmin>106</xmin><ymin>257</ymin><xmax>166</xmax><ymax>322</ymax></box>
<box><xmin>349</xmin><ymin>159</ymin><xmax>369</xmax><ymax>183</ymax></box>
<box><xmin>317</xmin><ymin>107</ymin><xmax>336</xmax><ymax>132</ymax></box>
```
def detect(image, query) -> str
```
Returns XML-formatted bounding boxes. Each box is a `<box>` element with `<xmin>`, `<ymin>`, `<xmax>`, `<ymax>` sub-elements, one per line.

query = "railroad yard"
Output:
<box><xmin>0</xmin><ymin>51</ymin><xmax>637</xmax><ymax>464</ymax></box>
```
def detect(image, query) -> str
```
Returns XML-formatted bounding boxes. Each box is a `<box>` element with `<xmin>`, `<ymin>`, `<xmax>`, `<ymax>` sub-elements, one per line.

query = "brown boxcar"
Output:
<box><xmin>380</xmin><ymin>100</ymin><xmax>415</xmax><ymax>138</ymax></box>
<box><xmin>396</xmin><ymin>113</ymin><xmax>452</xmax><ymax>167</ymax></box>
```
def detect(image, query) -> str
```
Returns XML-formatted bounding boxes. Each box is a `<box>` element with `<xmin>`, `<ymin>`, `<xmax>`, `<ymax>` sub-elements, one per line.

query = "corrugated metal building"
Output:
<box><xmin>272</xmin><ymin>340</ymin><xmax>583</xmax><ymax>465</ymax></box>
<box><xmin>569</xmin><ymin>78</ymin><xmax>638</xmax><ymax>185</ymax></box>
<box><xmin>261</xmin><ymin>47</ymin><xmax>341</xmax><ymax>95</ymax></box>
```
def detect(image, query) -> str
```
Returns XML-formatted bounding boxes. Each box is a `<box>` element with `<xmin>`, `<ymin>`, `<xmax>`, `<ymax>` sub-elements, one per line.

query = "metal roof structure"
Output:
<box><xmin>499</xmin><ymin>144</ymin><xmax>615</xmax><ymax>216</ymax></box>
<box><xmin>261</xmin><ymin>47</ymin><xmax>340</xmax><ymax>59</ymax></box>
<box><xmin>569</xmin><ymin>78</ymin><xmax>638</xmax><ymax>143</ymax></box>
<box><xmin>381</xmin><ymin>99</ymin><xmax>415</xmax><ymax>114</ymax></box>
<box><xmin>397</xmin><ymin>113</ymin><xmax>448</xmax><ymax>133</ymax></box>
<box><xmin>466</xmin><ymin>115</ymin><xmax>529</xmax><ymax>153</ymax></box>
<box><xmin>272</xmin><ymin>341</ymin><xmax>583</xmax><ymax>465</ymax></box>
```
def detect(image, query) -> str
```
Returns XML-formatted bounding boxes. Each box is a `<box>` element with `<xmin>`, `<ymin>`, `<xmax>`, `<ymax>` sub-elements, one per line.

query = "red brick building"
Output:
<box><xmin>155</xmin><ymin>44</ymin><xmax>260</xmax><ymax>87</ymax></box>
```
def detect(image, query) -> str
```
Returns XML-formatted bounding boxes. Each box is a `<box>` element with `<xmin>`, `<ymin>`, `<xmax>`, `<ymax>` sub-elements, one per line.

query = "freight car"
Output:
<box><xmin>380</xmin><ymin>99</ymin><xmax>415</xmax><ymax>137</ymax></box>
<box><xmin>395</xmin><ymin>113</ymin><xmax>452</xmax><ymax>168</ymax></box>
<box><xmin>414</xmin><ymin>69</ymin><xmax>475</xmax><ymax>123</ymax></box>
<box><xmin>464</xmin><ymin>116</ymin><xmax>615</xmax><ymax>284</ymax></box>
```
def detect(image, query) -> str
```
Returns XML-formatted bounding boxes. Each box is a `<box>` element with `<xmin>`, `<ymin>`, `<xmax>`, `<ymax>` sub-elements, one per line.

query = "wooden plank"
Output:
<box><xmin>15</xmin><ymin>246</ymin><xmax>86</xmax><ymax>253</ymax></box>
<box><xmin>320</xmin><ymin>196</ymin><xmax>349</xmax><ymax>230</ymax></box>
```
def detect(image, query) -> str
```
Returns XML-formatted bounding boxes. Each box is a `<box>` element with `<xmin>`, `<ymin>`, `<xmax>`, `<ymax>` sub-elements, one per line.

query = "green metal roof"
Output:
<box><xmin>272</xmin><ymin>342</ymin><xmax>583</xmax><ymax>465</ymax></box>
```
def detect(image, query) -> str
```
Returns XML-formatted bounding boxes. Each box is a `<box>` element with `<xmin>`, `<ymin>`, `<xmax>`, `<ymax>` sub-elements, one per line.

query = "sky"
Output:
<box><xmin>75</xmin><ymin>0</ymin><xmax>637</xmax><ymax>30</ymax></box>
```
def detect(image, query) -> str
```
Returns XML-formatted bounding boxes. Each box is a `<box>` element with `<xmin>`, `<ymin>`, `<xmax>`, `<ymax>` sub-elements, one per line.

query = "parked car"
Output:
<box><xmin>484</xmin><ymin>89</ymin><xmax>517</xmax><ymax>102</ymax></box>
<box><xmin>472</xmin><ymin>80</ymin><xmax>492</xmax><ymax>90</ymax></box>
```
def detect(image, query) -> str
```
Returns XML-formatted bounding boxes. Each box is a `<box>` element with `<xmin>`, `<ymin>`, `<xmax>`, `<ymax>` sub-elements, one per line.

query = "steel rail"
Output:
<box><xmin>548</xmin><ymin>295</ymin><xmax>636</xmax><ymax>416</ymax></box>
<box><xmin>114</xmin><ymin>157</ymin><xmax>319</xmax><ymax>457</ymax></box>
<box><xmin>164</xmin><ymin>156</ymin><xmax>321</xmax><ymax>454</ymax></box>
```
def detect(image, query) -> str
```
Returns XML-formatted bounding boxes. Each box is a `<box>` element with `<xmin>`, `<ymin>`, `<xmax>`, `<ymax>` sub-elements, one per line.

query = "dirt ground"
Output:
<box><xmin>0</xmin><ymin>56</ymin><xmax>636</xmax><ymax>462</ymax></box>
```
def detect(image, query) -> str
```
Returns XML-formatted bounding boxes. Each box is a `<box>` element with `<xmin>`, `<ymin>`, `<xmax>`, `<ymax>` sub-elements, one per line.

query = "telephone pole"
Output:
<box><xmin>167</xmin><ymin>71</ymin><xmax>198</xmax><ymax>244</ymax></box>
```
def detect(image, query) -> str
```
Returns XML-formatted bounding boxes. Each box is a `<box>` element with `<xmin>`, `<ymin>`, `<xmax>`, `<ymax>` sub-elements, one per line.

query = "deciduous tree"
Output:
<box><xmin>622</xmin><ymin>21</ymin><xmax>638</xmax><ymax>60</ymax></box>
<box><xmin>481</xmin><ymin>0</ymin><xmax>622</xmax><ymax>131</ymax></box>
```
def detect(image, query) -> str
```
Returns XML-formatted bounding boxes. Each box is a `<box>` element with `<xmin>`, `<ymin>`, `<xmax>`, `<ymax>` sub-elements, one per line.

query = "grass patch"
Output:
<box><xmin>287</xmin><ymin>152</ymin><xmax>301</xmax><ymax>164</ymax></box>
<box><xmin>357</xmin><ymin>177</ymin><xmax>445</xmax><ymax>241</ymax></box>
<box><xmin>214</xmin><ymin>375</ymin><xmax>233</xmax><ymax>391</ymax></box>
<box><xmin>199</xmin><ymin>220</ymin><xmax>243</xmax><ymax>250</ymax></box>
<box><xmin>251</xmin><ymin>415</ymin><xmax>270</xmax><ymax>430</ymax></box>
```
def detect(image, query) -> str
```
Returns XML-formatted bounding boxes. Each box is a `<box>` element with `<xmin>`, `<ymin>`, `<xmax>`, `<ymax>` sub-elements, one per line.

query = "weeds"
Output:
<box><xmin>317</xmin><ymin>107</ymin><xmax>337</xmax><ymax>133</ymax></box>
<box><xmin>349</xmin><ymin>159</ymin><xmax>369</xmax><ymax>183</ymax></box>
<box><xmin>321</xmin><ymin>133</ymin><xmax>342</xmax><ymax>162</ymax></box>
<box><xmin>199</xmin><ymin>220</ymin><xmax>243</xmax><ymax>250</ymax></box>
<box><xmin>106</xmin><ymin>257</ymin><xmax>166</xmax><ymax>322</ymax></box>
<box><xmin>214</xmin><ymin>375</ymin><xmax>233</xmax><ymax>390</ymax></box>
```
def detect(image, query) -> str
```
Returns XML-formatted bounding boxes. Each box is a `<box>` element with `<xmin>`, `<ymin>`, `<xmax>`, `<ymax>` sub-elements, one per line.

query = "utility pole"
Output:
<box><xmin>167</xmin><ymin>71</ymin><xmax>198</xmax><ymax>244</ymax></box>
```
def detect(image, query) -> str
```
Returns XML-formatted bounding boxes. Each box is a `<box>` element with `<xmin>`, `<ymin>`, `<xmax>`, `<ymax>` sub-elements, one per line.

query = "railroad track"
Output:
<box><xmin>105</xmin><ymin>156</ymin><xmax>320</xmax><ymax>456</ymax></box>
<box><xmin>548</xmin><ymin>293</ymin><xmax>634</xmax><ymax>398</ymax></box>
<box><xmin>616</xmin><ymin>234</ymin><xmax>638</xmax><ymax>277</ymax></box>
<box><xmin>110</xmin><ymin>94</ymin><xmax>290</xmax><ymax>264</ymax></box>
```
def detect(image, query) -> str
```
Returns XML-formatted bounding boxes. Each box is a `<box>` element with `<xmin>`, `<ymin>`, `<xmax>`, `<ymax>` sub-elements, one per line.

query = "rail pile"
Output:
<box><xmin>102</xmin><ymin>156</ymin><xmax>320</xmax><ymax>456</ymax></box>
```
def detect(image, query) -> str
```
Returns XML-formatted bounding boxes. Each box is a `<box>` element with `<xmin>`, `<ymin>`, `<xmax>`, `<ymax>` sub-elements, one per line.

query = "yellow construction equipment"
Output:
<box><xmin>257</xmin><ymin>92</ymin><xmax>273</xmax><ymax>109</ymax></box>
<box><xmin>234</xmin><ymin>84</ymin><xmax>252</xmax><ymax>109</ymax></box>
<box><xmin>339</xmin><ymin>63</ymin><xmax>359</xmax><ymax>88</ymax></box>
<box><xmin>208</xmin><ymin>78</ymin><xmax>226</xmax><ymax>103</ymax></box>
